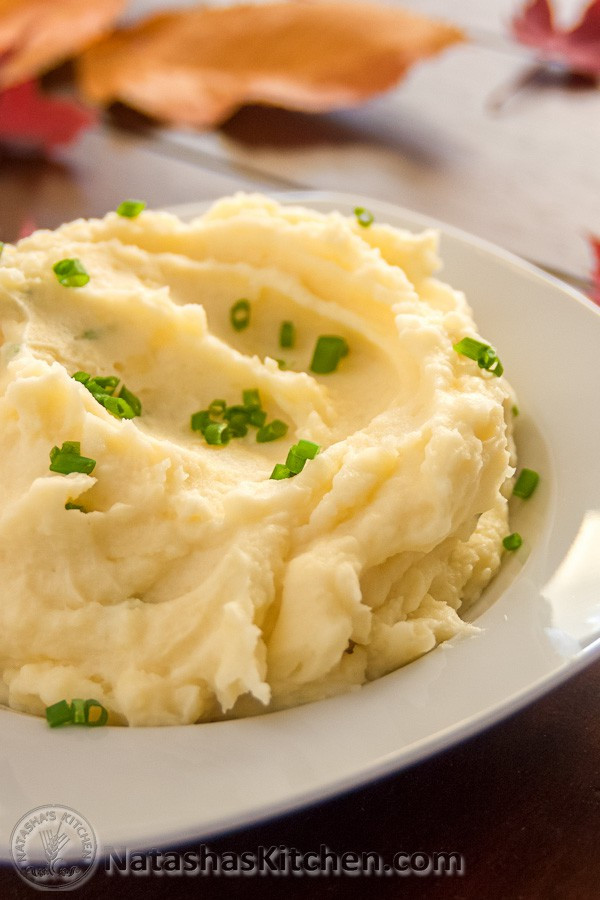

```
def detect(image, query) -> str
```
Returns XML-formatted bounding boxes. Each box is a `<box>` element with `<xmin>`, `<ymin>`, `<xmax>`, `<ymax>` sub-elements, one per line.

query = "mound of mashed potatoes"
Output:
<box><xmin>0</xmin><ymin>194</ymin><xmax>515</xmax><ymax>726</ymax></box>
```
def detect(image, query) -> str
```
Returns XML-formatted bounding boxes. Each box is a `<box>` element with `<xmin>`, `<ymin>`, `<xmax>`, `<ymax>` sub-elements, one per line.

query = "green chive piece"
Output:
<box><xmin>72</xmin><ymin>371</ymin><xmax>90</xmax><ymax>385</ymax></box>
<box><xmin>223</xmin><ymin>405</ymin><xmax>249</xmax><ymax>423</ymax></box>
<box><xmin>242</xmin><ymin>389</ymin><xmax>261</xmax><ymax>410</ymax></box>
<box><xmin>354</xmin><ymin>206</ymin><xmax>374</xmax><ymax>227</ymax></box>
<box><xmin>310</xmin><ymin>335</ymin><xmax>349</xmax><ymax>374</ymax></box>
<box><xmin>270</xmin><ymin>463</ymin><xmax>292</xmax><ymax>480</ymax></box>
<box><xmin>230</xmin><ymin>299</ymin><xmax>251</xmax><ymax>331</ymax></box>
<box><xmin>279</xmin><ymin>321</ymin><xmax>295</xmax><ymax>348</ymax></box>
<box><xmin>208</xmin><ymin>398</ymin><xmax>226</xmax><ymax>417</ymax></box>
<box><xmin>116</xmin><ymin>199</ymin><xmax>146</xmax><ymax>218</ymax></box>
<box><xmin>503</xmin><ymin>532</ymin><xmax>523</xmax><ymax>551</ymax></box>
<box><xmin>45</xmin><ymin>699</ymin><xmax>73</xmax><ymax>728</ymax></box>
<box><xmin>103</xmin><ymin>395</ymin><xmax>135</xmax><ymax>419</ymax></box>
<box><xmin>71</xmin><ymin>698</ymin><xmax>86</xmax><ymax>724</ymax></box>
<box><xmin>204</xmin><ymin>422</ymin><xmax>230</xmax><ymax>445</ymax></box>
<box><xmin>513</xmin><ymin>468</ymin><xmax>539</xmax><ymax>499</ymax></box>
<box><xmin>86</xmin><ymin>375</ymin><xmax>119</xmax><ymax>397</ymax></box>
<box><xmin>286</xmin><ymin>448</ymin><xmax>306</xmax><ymax>475</ymax></box>
<box><xmin>118</xmin><ymin>384</ymin><xmax>142</xmax><ymax>417</ymax></box>
<box><xmin>81</xmin><ymin>329</ymin><xmax>99</xmax><ymax>340</ymax></box>
<box><xmin>512</xmin><ymin>405</ymin><xmax>519</xmax><ymax>417</ymax></box>
<box><xmin>227</xmin><ymin>414</ymin><xmax>248</xmax><ymax>437</ymax></box>
<box><xmin>275</xmin><ymin>359</ymin><xmax>287</xmax><ymax>370</ymax></box>
<box><xmin>249</xmin><ymin>408</ymin><xmax>267</xmax><ymax>427</ymax></box>
<box><xmin>49</xmin><ymin>442</ymin><xmax>96</xmax><ymax>475</ymax></box>
<box><xmin>65</xmin><ymin>501</ymin><xmax>86</xmax><ymax>512</ymax></box>
<box><xmin>85</xmin><ymin>699</ymin><xmax>108</xmax><ymax>727</ymax></box>
<box><xmin>295</xmin><ymin>439</ymin><xmax>320</xmax><ymax>460</ymax></box>
<box><xmin>453</xmin><ymin>337</ymin><xmax>503</xmax><ymax>377</ymax></box>
<box><xmin>191</xmin><ymin>410</ymin><xmax>211</xmax><ymax>432</ymax></box>
<box><xmin>256</xmin><ymin>420</ymin><xmax>288</xmax><ymax>443</ymax></box>
<box><xmin>53</xmin><ymin>258</ymin><xmax>90</xmax><ymax>288</ymax></box>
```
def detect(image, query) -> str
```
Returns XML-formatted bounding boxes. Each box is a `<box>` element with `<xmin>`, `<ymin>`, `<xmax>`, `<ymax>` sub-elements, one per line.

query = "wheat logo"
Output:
<box><xmin>10</xmin><ymin>804</ymin><xmax>98</xmax><ymax>891</ymax></box>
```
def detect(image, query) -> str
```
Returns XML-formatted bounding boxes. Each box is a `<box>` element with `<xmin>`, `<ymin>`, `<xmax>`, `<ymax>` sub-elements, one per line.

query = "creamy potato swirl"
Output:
<box><xmin>0</xmin><ymin>195</ymin><xmax>514</xmax><ymax>725</ymax></box>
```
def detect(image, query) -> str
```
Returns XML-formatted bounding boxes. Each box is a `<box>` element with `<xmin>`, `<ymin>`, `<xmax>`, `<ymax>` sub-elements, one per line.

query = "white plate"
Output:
<box><xmin>2</xmin><ymin>192</ymin><xmax>599</xmax><ymax>858</ymax></box>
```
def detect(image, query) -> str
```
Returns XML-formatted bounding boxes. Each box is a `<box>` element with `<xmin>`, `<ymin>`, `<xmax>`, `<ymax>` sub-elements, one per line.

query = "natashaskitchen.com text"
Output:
<box><xmin>104</xmin><ymin>844</ymin><xmax>465</xmax><ymax>878</ymax></box>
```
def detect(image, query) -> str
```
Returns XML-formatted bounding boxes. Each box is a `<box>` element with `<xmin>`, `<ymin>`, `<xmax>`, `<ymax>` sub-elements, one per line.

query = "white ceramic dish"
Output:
<box><xmin>1</xmin><ymin>192</ymin><xmax>599</xmax><ymax>859</ymax></box>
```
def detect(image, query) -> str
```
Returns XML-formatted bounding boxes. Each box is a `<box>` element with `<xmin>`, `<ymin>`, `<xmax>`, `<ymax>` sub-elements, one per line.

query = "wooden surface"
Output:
<box><xmin>0</xmin><ymin>1</ymin><xmax>599</xmax><ymax>897</ymax></box>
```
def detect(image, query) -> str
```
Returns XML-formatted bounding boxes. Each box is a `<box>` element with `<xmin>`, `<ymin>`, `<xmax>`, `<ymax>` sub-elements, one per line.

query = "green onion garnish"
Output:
<box><xmin>81</xmin><ymin>329</ymin><xmax>99</xmax><ymax>340</ymax></box>
<box><xmin>209</xmin><ymin>398</ymin><xmax>227</xmax><ymax>417</ymax></box>
<box><xmin>310</xmin><ymin>335</ymin><xmax>349</xmax><ymax>374</ymax></box>
<box><xmin>503</xmin><ymin>532</ymin><xmax>523</xmax><ymax>551</ymax></box>
<box><xmin>72</xmin><ymin>371</ymin><xmax>141</xmax><ymax>419</ymax></box>
<box><xmin>285</xmin><ymin>448</ymin><xmax>306</xmax><ymax>474</ymax></box>
<box><xmin>249</xmin><ymin>408</ymin><xmax>267</xmax><ymax>427</ymax></box>
<box><xmin>279</xmin><ymin>321</ymin><xmax>295</xmax><ymax>348</ymax></box>
<box><xmin>242</xmin><ymin>389</ymin><xmax>261</xmax><ymax>409</ymax></box>
<box><xmin>65</xmin><ymin>501</ymin><xmax>86</xmax><ymax>512</ymax></box>
<box><xmin>294</xmin><ymin>439</ymin><xmax>320</xmax><ymax>460</ymax></box>
<box><xmin>53</xmin><ymin>258</ymin><xmax>90</xmax><ymax>288</ymax></box>
<box><xmin>270</xmin><ymin>440</ymin><xmax>321</xmax><ymax>480</ymax></box>
<box><xmin>45</xmin><ymin>698</ymin><xmax>108</xmax><ymax>728</ymax></box>
<box><xmin>191</xmin><ymin>410</ymin><xmax>211</xmax><ymax>432</ymax></box>
<box><xmin>49</xmin><ymin>442</ymin><xmax>96</xmax><ymax>475</ymax></box>
<box><xmin>513</xmin><ymin>468</ymin><xmax>539</xmax><ymax>499</ymax></box>
<box><xmin>453</xmin><ymin>337</ymin><xmax>504</xmax><ymax>377</ymax></box>
<box><xmin>275</xmin><ymin>359</ymin><xmax>287</xmax><ymax>370</ymax></box>
<box><xmin>270</xmin><ymin>464</ymin><xmax>292</xmax><ymax>480</ymax></box>
<box><xmin>256</xmin><ymin>420</ymin><xmax>288</xmax><ymax>443</ymax></box>
<box><xmin>116</xmin><ymin>199</ymin><xmax>146</xmax><ymax>218</ymax></box>
<box><xmin>204</xmin><ymin>422</ymin><xmax>230</xmax><ymax>445</ymax></box>
<box><xmin>45</xmin><ymin>700</ymin><xmax>73</xmax><ymax>728</ymax></box>
<box><xmin>354</xmin><ymin>207</ymin><xmax>374</xmax><ymax>227</ymax></box>
<box><xmin>230</xmin><ymin>299</ymin><xmax>251</xmax><ymax>331</ymax></box>
<box><xmin>512</xmin><ymin>404</ymin><xmax>519</xmax><ymax>417</ymax></box>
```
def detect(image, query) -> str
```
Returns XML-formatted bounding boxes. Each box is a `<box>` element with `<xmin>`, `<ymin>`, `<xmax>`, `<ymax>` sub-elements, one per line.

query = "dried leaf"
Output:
<box><xmin>77</xmin><ymin>1</ymin><xmax>464</xmax><ymax>127</ymax></box>
<box><xmin>0</xmin><ymin>0</ymin><xmax>127</xmax><ymax>89</ymax></box>
<box><xmin>512</xmin><ymin>0</ymin><xmax>600</xmax><ymax>76</ymax></box>
<box><xmin>0</xmin><ymin>80</ymin><xmax>96</xmax><ymax>150</ymax></box>
<box><xmin>590</xmin><ymin>235</ymin><xmax>600</xmax><ymax>305</ymax></box>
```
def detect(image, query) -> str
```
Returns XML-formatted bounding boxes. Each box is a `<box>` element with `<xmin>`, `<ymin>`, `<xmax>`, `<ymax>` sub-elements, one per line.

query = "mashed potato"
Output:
<box><xmin>0</xmin><ymin>194</ymin><xmax>514</xmax><ymax>726</ymax></box>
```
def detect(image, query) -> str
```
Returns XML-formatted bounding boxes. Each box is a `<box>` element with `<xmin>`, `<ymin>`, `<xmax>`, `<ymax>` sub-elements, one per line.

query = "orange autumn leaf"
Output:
<box><xmin>0</xmin><ymin>0</ymin><xmax>127</xmax><ymax>89</ymax></box>
<box><xmin>77</xmin><ymin>1</ymin><xmax>464</xmax><ymax>127</ymax></box>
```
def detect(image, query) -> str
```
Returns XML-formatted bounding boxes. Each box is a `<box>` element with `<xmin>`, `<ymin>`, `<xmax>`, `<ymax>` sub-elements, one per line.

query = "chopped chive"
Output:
<box><xmin>512</xmin><ymin>404</ymin><xmax>519</xmax><ymax>417</ymax></box>
<box><xmin>53</xmin><ymin>258</ymin><xmax>90</xmax><ymax>288</ymax></box>
<box><xmin>310</xmin><ymin>335</ymin><xmax>349</xmax><ymax>374</ymax></box>
<box><xmin>513</xmin><ymin>468</ymin><xmax>539</xmax><ymax>499</ymax></box>
<box><xmin>270</xmin><ymin>463</ymin><xmax>292</xmax><ymax>480</ymax></box>
<box><xmin>227</xmin><ymin>414</ymin><xmax>248</xmax><ymax>437</ymax></box>
<box><xmin>230</xmin><ymin>298</ymin><xmax>251</xmax><ymax>331</ymax></box>
<box><xmin>208</xmin><ymin>398</ymin><xmax>226</xmax><ymax>417</ymax></box>
<box><xmin>86</xmin><ymin>375</ymin><xmax>119</xmax><ymax>397</ymax></box>
<box><xmin>81</xmin><ymin>329</ymin><xmax>99</xmax><ymax>340</ymax></box>
<box><xmin>49</xmin><ymin>442</ymin><xmax>96</xmax><ymax>475</ymax></box>
<box><xmin>295</xmin><ymin>439</ymin><xmax>320</xmax><ymax>460</ymax></box>
<box><xmin>256</xmin><ymin>420</ymin><xmax>288</xmax><ymax>443</ymax></box>
<box><xmin>279</xmin><ymin>321</ymin><xmax>295</xmax><ymax>348</ymax></box>
<box><xmin>223</xmin><ymin>404</ymin><xmax>249</xmax><ymax>423</ymax></box>
<box><xmin>249</xmin><ymin>408</ymin><xmax>267</xmax><ymax>427</ymax></box>
<box><xmin>242</xmin><ymin>388</ymin><xmax>261</xmax><ymax>410</ymax></box>
<box><xmin>453</xmin><ymin>337</ymin><xmax>503</xmax><ymax>377</ymax></box>
<box><xmin>354</xmin><ymin>206</ymin><xmax>374</xmax><ymax>227</ymax></box>
<box><xmin>71</xmin><ymin>698</ymin><xmax>86</xmax><ymax>724</ymax></box>
<box><xmin>275</xmin><ymin>359</ymin><xmax>287</xmax><ymax>370</ymax></box>
<box><xmin>45</xmin><ymin>700</ymin><xmax>73</xmax><ymax>728</ymax></box>
<box><xmin>191</xmin><ymin>410</ymin><xmax>211</xmax><ymax>432</ymax></box>
<box><xmin>285</xmin><ymin>448</ymin><xmax>306</xmax><ymax>475</ymax></box>
<box><xmin>204</xmin><ymin>422</ymin><xmax>230</xmax><ymax>445</ymax></box>
<box><xmin>116</xmin><ymin>199</ymin><xmax>146</xmax><ymax>218</ymax></box>
<box><xmin>503</xmin><ymin>532</ymin><xmax>523</xmax><ymax>551</ymax></box>
<box><xmin>85</xmin><ymin>699</ymin><xmax>108</xmax><ymax>727</ymax></box>
<box><xmin>118</xmin><ymin>384</ymin><xmax>142</xmax><ymax>417</ymax></box>
<box><xmin>65</xmin><ymin>501</ymin><xmax>86</xmax><ymax>512</ymax></box>
<box><xmin>72</xmin><ymin>371</ymin><xmax>90</xmax><ymax>385</ymax></box>
<box><xmin>103</xmin><ymin>395</ymin><xmax>135</xmax><ymax>419</ymax></box>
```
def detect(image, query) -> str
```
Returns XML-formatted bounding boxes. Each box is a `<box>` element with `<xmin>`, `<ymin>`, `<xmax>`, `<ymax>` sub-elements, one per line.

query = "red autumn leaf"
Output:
<box><xmin>512</xmin><ymin>0</ymin><xmax>600</xmax><ymax>75</ymax></box>
<box><xmin>0</xmin><ymin>80</ymin><xmax>96</xmax><ymax>151</ymax></box>
<box><xmin>590</xmin><ymin>235</ymin><xmax>600</xmax><ymax>305</ymax></box>
<box><xmin>77</xmin><ymin>1</ymin><xmax>464</xmax><ymax>128</ymax></box>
